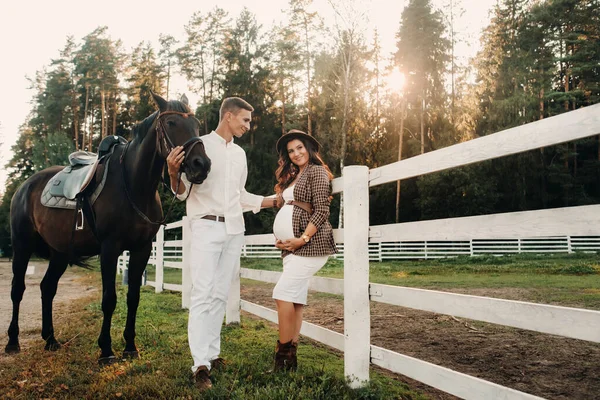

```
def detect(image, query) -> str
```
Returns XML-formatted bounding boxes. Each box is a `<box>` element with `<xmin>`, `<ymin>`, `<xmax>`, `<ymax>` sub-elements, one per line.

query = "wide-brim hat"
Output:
<box><xmin>276</xmin><ymin>129</ymin><xmax>321</xmax><ymax>154</ymax></box>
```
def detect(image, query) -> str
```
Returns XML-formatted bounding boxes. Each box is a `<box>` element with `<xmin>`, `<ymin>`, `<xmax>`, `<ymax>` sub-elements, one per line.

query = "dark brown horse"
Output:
<box><xmin>5</xmin><ymin>92</ymin><xmax>210</xmax><ymax>364</ymax></box>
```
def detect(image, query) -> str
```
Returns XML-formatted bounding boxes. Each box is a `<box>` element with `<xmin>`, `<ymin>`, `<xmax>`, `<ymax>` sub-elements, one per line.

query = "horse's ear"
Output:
<box><xmin>180</xmin><ymin>94</ymin><xmax>189</xmax><ymax>106</ymax></box>
<box><xmin>150</xmin><ymin>90</ymin><xmax>168</xmax><ymax>112</ymax></box>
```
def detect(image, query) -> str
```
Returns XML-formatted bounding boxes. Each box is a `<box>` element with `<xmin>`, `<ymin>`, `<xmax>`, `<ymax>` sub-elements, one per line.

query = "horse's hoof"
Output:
<box><xmin>44</xmin><ymin>341</ymin><xmax>62</xmax><ymax>351</ymax></box>
<box><xmin>5</xmin><ymin>343</ymin><xmax>20</xmax><ymax>354</ymax></box>
<box><xmin>98</xmin><ymin>356</ymin><xmax>118</xmax><ymax>366</ymax></box>
<box><xmin>123</xmin><ymin>350</ymin><xmax>139</xmax><ymax>359</ymax></box>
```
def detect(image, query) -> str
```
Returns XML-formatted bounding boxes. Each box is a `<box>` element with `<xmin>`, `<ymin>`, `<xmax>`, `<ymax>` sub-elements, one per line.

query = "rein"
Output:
<box><xmin>120</xmin><ymin>110</ymin><xmax>203</xmax><ymax>226</ymax></box>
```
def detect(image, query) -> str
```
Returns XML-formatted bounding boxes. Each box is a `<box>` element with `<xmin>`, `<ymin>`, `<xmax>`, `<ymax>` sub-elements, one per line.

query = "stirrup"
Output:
<box><xmin>76</xmin><ymin>209</ymin><xmax>84</xmax><ymax>230</ymax></box>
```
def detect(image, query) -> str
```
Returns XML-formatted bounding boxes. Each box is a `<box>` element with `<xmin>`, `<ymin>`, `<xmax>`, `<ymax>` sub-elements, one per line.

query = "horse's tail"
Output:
<box><xmin>68</xmin><ymin>256</ymin><xmax>95</xmax><ymax>269</ymax></box>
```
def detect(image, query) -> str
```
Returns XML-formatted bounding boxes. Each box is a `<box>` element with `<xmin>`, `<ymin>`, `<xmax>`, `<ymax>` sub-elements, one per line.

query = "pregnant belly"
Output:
<box><xmin>273</xmin><ymin>205</ymin><xmax>295</xmax><ymax>241</ymax></box>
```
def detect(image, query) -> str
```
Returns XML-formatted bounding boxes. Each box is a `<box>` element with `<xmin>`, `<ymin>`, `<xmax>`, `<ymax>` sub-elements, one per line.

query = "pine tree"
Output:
<box><xmin>395</xmin><ymin>0</ymin><xmax>450</xmax><ymax>155</ymax></box>
<box><xmin>178</xmin><ymin>7</ymin><xmax>230</xmax><ymax>134</ymax></box>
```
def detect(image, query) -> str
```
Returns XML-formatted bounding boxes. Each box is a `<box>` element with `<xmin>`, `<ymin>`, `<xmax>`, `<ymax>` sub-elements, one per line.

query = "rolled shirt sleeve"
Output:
<box><xmin>174</xmin><ymin>173</ymin><xmax>192</xmax><ymax>201</ymax></box>
<box><xmin>239</xmin><ymin>156</ymin><xmax>264</xmax><ymax>214</ymax></box>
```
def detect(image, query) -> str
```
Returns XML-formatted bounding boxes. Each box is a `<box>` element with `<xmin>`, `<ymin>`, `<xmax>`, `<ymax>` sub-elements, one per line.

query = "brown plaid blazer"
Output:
<box><xmin>281</xmin><ymin>163</ymin><xmax>338</xmax><ymax>258</ymax></box>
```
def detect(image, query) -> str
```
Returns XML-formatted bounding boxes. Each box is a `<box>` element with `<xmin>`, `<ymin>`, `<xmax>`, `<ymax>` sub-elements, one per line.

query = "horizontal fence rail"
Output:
<box><xmin>331</xmin><ymin>102</ymin><xmax>600</xmax><ymax>194</ymax></box>
<box><xmin>370</xmin><ymin>346</ymin><xmax>544</xmax><ymax>400</ymax></box>
<box><xmin>240</xmin><ymin>234</ymin><xmax>600</xmax><ymax>261</ymax></box>
<box><xmin>239</xmin><ymin>268</ymin><xmax>600</xmax><ymax>344</ymax></box>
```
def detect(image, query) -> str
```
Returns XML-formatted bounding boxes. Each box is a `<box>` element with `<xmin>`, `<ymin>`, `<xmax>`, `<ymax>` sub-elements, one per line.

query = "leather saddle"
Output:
<box><xmin>49</xmin><ymin>154</ymin><xmax>99</xmax><ymax>200</ymax></box>
<box><xmin>41</xmin><ymin>135</ymin><xmax>127</xmax><ymax>209</ymax></box>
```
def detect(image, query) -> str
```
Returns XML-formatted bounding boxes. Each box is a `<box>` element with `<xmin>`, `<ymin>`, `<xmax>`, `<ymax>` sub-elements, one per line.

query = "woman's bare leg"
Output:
<box><xmin>293</xmin><ymin>304</ymin><xmax>303</xmax><ymax>344</ymax></box>
<box><xmin>275</xmin><ymin>299</ymin><xmax>296</xmax><ymax>343</ymax></box>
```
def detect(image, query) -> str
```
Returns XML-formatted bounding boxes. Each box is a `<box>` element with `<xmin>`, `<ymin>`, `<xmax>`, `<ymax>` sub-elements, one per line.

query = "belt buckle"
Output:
<box><xmin>217</xmin><ymin>216</ymin><xmax>224</xmax><ymax>222</ymax></box>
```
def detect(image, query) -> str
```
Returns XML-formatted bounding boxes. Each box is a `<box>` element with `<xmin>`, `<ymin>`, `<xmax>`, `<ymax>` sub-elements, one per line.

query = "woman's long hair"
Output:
<box><xmin>274</xmin><ymin>136</ymin><xmax>333</xmax><ymax>194</ymax></box>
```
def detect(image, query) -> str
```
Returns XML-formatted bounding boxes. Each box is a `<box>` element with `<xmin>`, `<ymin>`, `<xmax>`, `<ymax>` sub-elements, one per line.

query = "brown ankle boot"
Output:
<box><xmin>274</xmin><ymin>340</ymin><xmax>297</xmax><ymax>372</ymax></box>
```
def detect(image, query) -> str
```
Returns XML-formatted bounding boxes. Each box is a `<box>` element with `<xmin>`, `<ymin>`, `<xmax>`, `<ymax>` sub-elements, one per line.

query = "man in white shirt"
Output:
<box><xmin>167</xmin><ymin>97</ymin><xmax>274</xmax><ymax>391</ymax></box>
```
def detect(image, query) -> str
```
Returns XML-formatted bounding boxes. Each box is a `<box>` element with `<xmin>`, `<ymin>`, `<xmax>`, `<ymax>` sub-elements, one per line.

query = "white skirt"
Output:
<box><xmin>272</xmin><ymin>254</ymin><xmax>329</xmax><ymax>305</ymax></box>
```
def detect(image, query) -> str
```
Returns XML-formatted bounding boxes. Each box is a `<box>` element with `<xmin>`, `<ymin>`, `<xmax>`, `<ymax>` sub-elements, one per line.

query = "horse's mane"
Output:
<box><xmin>132</xmin><ymin>99</ymin><xmax>191</xmax><ymax>139</ymax></box>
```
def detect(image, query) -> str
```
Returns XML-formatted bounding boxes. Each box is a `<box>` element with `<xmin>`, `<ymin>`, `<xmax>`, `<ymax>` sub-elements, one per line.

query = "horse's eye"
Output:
<box><xmin>167</xmin><ymin>120</ymin><xmax>176</xmax><ymax>127</ymax></box>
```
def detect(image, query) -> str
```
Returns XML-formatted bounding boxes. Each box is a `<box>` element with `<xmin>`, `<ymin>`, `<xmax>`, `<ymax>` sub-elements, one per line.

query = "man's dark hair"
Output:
<box><xmin>219</xmin><ymin>97</ymin><xmax>254</xmax><ymax>121</ymax></box>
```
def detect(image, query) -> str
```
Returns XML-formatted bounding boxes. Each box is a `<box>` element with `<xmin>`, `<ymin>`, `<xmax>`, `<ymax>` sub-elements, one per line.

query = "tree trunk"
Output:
<box><xmin>112</xmin><ymin>92</ymin><xmax>117</xmax><ymax>136</ymax></box>
<box><xmin>450</xmin><ymin>0</ymin><xmax>455</xmax><ymax>123</ymax></box>
<box><xmin>100</xmin><ymin>88</ymin><xmax>106</xmax><ymax>139</ymax></box>
<box><xmin>166</xmin><ymin>59</ymin><xmax>171</xmax><ymax>100</ymax></box>
<box><xmin>199</xmin><ymin>50</ymin><xmax>209</xmax><ymax>134</ymax></box>
<box><xmin>281</xmin><ymin>73</ymin><xmax>286</xmax><ymax>135</ymax></box>
<box><xmin>72</xmin><ymin>89</ymin><xmax>80</xmax><ymax>150</ymax></box>
<box><xmin>539</xmin><ymin>87</ymin><xmax>544</xmax><ymax>120</ymax></box>
<box><xmin>338</xmin><ymin>47</ymin><xmax>352</xmax><ymax>230</ymax></box>
<box><xmin>420</xmin><ymin>96</ymin><xmax>425</xmax><ymax>154</ymax></box>
<box><xmin>83</xmin><ymin>82</ymin><xmax>90</xmax><ymax>150</ymax></box>
<box><xmin>89</xmin><ymin>100</ymin><xmax>94</xmax><ymax>151</ymax></box>
<box><xmin>304</xmin><ymin>18</ymin><xmax>312</xmax><ymax>135</ymax></box>
<box><xmin>395</xmin><ymin>99</ymin><xmax>405</xmax><ymax>224</ymax></box>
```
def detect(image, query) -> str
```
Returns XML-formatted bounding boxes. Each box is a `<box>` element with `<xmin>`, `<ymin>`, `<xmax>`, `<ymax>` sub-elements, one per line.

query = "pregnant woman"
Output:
<box><xmin>271</xmin><ymin>129</ymin><xmax>337</xmax><ymax>372</ymax></box>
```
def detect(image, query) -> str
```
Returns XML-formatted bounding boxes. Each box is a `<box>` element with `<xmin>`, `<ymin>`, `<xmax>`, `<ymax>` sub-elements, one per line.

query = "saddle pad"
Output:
<box><xmin>41</xmin><ymin>156</ymin><xmax>111</xmax><ymax>210</ymax></box>
<box><xmin>48</xmin><ymin>163</ymin><xmax>97</xmax><ymax>200</ymax></box>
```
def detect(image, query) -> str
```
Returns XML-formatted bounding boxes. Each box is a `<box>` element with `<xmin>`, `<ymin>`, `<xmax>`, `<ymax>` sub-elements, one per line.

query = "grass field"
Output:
<box><xmin>0</xmin><ymin>273</ymin><xmax>424</xmax><ymax>399</ymax></box>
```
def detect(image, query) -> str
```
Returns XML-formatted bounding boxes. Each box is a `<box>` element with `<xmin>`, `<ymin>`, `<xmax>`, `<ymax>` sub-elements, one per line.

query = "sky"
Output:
<box><xmin>0</xmin><ymin>0</ymin><xmax>496</xmax><ymax>190</ymax></box>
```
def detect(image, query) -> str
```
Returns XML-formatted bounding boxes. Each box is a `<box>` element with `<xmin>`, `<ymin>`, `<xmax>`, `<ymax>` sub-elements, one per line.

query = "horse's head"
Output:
<box><xmin>152</xmin><ymin>92</ymin><xmax>211</xmax><ymax>184</ymax></box>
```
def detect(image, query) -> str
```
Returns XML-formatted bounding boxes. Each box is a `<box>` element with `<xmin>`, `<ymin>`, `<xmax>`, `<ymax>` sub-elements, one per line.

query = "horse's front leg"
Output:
<box><xmin>97</xmin><ymin>240</ymin><xmax>122</xmax><ymax>365</ymax></box>
<box><xmin>40</xmin><ymin>252</ymin><xmax>69</xmax><ymax>351</ymax></box>
<box><xmin>122</xmin><ymin>242</ymin><xmax>152</xmax><ymax>359</ymax></box>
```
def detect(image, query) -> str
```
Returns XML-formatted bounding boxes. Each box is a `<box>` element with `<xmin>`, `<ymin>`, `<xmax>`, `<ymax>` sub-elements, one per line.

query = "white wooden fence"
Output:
<box><xmin>118</xmin><ymin>103</ymin><xmax>600</xmax><ymax>399</ymax></box>
<box><xmin>241</xmin><ymin>235</ymin><xmax>600</xmax><ymax>260</ymax></box>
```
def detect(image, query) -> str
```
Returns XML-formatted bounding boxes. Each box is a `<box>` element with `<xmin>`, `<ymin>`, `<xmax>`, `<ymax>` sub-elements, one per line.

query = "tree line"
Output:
<box><xmin>1</xmin><ymin>0</ymin><xmax>599</xmax><ymax>256</ymax></box>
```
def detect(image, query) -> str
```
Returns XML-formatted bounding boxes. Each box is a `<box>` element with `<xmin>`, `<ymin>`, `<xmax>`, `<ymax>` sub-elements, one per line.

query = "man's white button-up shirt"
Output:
<box><xmin>176</xmin><ymin>131</ymin><xmax>264</xmax><ymax>235</ymax></box>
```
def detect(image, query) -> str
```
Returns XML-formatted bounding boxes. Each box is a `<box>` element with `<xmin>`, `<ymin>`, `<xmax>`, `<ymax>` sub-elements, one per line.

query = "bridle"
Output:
<box><xmin>120</xmin><ymin>110</ymin><xmax>206</xmax><ymax>226</ymax></box>
<box><xmin>155</xmin><ymin>110</ymin><xmax>204</xmax><ymax>166</ymax></box>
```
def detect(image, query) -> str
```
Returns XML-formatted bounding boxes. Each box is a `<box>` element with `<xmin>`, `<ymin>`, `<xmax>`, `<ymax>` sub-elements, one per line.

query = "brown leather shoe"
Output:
<box><xmin>210</xmin><ymin>357</ymin><xmax>227</xmax><ymax>371</ymax></box>
<box><xmin>193</xmin><ymin>365</ymin><xmax>212</xmax><ymax>391</ymax></box>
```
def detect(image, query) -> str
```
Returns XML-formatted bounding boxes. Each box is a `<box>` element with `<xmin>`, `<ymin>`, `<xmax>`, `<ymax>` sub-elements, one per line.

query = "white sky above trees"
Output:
<box><xmin>0</xmin><ymin>0</ymin><xmax>494</xmax><ymax>189</ymax></box>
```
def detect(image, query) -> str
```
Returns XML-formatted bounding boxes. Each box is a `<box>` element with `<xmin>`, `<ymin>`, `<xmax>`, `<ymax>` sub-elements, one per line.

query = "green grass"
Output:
<box><xmin>241</xmin><ymin>253</ymin><xmax>600</xmax><ymax>309</ymax></box>
<box><xmin>144</xmin><ymin>265</ymin><xmax>182</xmax><ymax>285</ymax></box>
<box><xmin>0</xmin><ymin>278</ymin><xmax>424</xmax><ymax>399</ymax></box>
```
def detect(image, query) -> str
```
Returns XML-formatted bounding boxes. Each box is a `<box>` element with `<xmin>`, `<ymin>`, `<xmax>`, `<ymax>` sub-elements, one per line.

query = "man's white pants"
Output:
<box><xmin>188</xmin><ymin>218</ymin><xmax>244</xmax><ymax>373</ymax></box>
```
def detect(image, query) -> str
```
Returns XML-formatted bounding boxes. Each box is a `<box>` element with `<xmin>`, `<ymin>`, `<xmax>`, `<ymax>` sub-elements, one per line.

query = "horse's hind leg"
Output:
<box><xmin>5</xmin><ymin>244</ymin><xmax>32</xmax><ymax>353</ymax></box>
<box><xmin>122</xmin><ymin>242</ymin><xmax>152</xmax><ymax>359</ymax></box>
<box><xmin>40</xmin><ymin>252</ymin><xmax>69</xmax><ymax>351</ymax></box>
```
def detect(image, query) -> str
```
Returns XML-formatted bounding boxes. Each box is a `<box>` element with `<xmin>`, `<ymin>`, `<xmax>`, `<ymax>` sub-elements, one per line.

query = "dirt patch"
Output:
<box><xmin>0</xmin><ymin>259</ymin><xmax>98</xmax><ymax>354</ymax></box>
<box><xmin>242</xmin><ymin>282</ymin><xmax>600</xmax><ymax>400</ymax></box>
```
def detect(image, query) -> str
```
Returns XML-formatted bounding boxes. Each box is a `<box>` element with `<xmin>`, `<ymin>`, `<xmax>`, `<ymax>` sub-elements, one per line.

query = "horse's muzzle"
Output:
<box><xmin>184</xmin><ymin>158</ymin><xmax>211</xmax><ymax>184</ymax></box>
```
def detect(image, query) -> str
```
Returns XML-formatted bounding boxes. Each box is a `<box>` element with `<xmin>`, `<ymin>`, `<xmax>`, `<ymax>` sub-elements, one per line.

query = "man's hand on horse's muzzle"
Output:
<box><xmin>167</xmin><ymin>146</ymin><xmax>185</xmax><ymax>178</ymax></box>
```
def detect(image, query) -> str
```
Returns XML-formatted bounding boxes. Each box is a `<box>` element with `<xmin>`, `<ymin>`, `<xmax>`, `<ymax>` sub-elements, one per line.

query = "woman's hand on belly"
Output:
<box><xmin>275</xmin><ymin>238</ymin><xmax>305</xmax><ymax>252</ymax></box>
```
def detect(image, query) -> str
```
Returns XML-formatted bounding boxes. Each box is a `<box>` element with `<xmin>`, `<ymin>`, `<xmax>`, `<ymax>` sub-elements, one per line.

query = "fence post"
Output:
<box><xmin>343</xmin><ymin>166</ymin><xmax>370</xmax><ymax>388</ymax></box>
<box><xmin>155</xmin><ymin>225</ymin><xmax>165</xmax><ymax>293</ymax></box>
<box><xmin>567</xmin><ymin>235</ymin><xmax>573</xmax><ymax>253</ymax></box>
<box><xmin>121</xmin><ymin>251</ymin><xmax>130</xmax><ymax>285</ymax></box>
<box><xmin>181</xmin><ymin>216</ymin><xmax>192</xmax><ymax>309</ymax></box>
<box><xmin>226</xmin><ymin>258</ymin><xmax>241</xmax><ymax>324</ymax></box>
